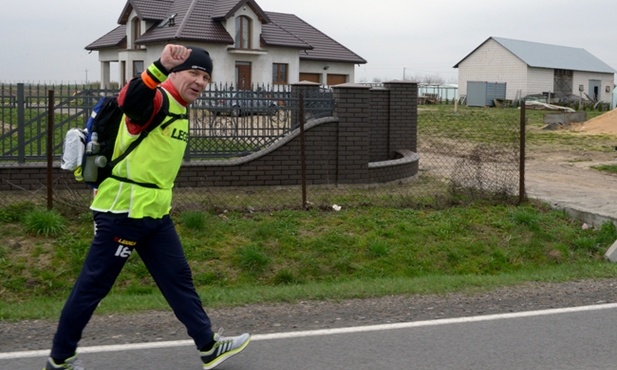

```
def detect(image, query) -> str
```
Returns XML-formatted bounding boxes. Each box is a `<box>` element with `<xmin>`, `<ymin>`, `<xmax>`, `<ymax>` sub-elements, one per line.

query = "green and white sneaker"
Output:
<box><xmin>200</xmin><ymin>330</ymin><xmax>251</xmax><ymax>369</ymax></box>
<box><xmin>43</xmin><ymin>354</ymin><xmax>85</xmax><ymax>370</ymax></box>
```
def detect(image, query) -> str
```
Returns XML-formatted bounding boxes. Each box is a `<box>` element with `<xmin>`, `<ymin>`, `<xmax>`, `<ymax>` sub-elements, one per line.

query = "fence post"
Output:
<box><xmin>17</xmin><ymin>83</ymin><xmax>25</xmax><ymax>164</ymax></box>
<box><xmin>519</xmin><ymin>98</ymin><xmax>526</xmax><ymax>204</ymax></box>
<box><xmin>47</xmin><ymin>90</ymin><xmax>54</xmax><ymax>210</ymax></box>
<box><xmin>299</xmin><ymin>92</ymin><xmax>307</xmax><ymax>208</ymax></box>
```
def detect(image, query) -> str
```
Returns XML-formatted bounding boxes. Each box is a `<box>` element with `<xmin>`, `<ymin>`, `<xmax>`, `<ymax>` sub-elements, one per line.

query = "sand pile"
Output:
<box><xmin>577</xmin><ymin>109</ymin><xmax>617</xmax><ymax>135</ymax></box>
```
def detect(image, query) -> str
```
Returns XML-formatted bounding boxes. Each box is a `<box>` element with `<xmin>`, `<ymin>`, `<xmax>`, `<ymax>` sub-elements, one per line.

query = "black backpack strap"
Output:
<box><xmin>107</xmin><ymin>89</ymin><xmax>184</xmax><ymax>169</ymax></box>
<box><xmin>106</xmin><ymin>88</ymin><xmax>187</xmax><ymax>188</ymax></box>
<box><xmin>161</xmin><ymin>112</ymin><xmax>188</xmax><ymax>130</ymax></box>
<box><xmin>108</xmin><ymin>174</ymin><xmax>161</xmax><ymax>188</ymax></box>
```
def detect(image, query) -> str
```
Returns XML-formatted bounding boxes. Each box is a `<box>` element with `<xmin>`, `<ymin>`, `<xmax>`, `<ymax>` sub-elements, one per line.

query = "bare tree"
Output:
<box><xmin>422</xmin><ymin>74</ymin><xmax>445</xmax><ymax>85</ymax></box>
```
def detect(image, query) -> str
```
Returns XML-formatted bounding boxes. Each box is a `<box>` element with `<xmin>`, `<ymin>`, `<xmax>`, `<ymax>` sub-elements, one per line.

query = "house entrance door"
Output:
<box><xmin>236</xmin><ymin>62</ymin><xmax>252</xmax><ymax>90</ymax></box>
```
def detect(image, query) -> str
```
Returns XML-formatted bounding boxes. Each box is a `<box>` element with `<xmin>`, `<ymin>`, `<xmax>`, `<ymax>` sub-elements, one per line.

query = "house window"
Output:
<box><xmin>133</xmin><ymin>61</ymin><xmax>144</xmax><ymax>77</ymax></box>
<box><xmin>235</xmin><ymin>16</ymin><xmax>251</xmax><ymax>49</ymax></box>
<box><xmin>131</xmin><ymin>18</ymin><xmax>141</xmax><ymax>49</ymax></box>
<box><xmin>272</xmin><ymin>63</ymin><xmax>288</xmax><ymax>85</ymax></box>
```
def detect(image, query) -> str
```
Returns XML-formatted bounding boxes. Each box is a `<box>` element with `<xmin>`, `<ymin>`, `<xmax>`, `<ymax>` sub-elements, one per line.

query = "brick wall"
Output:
<box><xmin>0</xmin><ymin>81</ymin><xmax>418</xmax><ymax>191</ymax></box>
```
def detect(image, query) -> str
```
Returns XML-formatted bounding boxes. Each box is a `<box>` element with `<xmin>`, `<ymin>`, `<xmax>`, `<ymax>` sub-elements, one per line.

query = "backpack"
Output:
<box><xmin>61</xmin><ymin>89</ymin><xmax>187</xmax><ymax>189</ymax></box>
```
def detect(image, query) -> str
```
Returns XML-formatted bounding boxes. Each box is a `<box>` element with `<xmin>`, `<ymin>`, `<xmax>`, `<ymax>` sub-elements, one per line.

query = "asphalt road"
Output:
<box><xmin>3</xmin><ymin>303</ymin><xmax>617</xmax><ymax>370</ymax></box>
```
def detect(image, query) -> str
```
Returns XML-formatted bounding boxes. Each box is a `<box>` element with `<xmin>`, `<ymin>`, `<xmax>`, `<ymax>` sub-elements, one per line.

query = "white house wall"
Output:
<box><xmin>525</xmin><ymin>68</ymin><xmax>614</xmax><ymax>102</ymax></box>
<box><xmin>299</xmin><ymin>60</ymin><xmax>355</xmax><ymax>85</ymax></box>
<box><xmin>572</xmin><ymin>71</ymin><xmax>614</xmax><ymax>102</ymax></box>
<box><xmin>117</xmin><ymin>43</ymin><xmax>302</xmax><ymax>86</ymax></box>
<box><xmin>458</xmin><ymin>39</ymin><xmax>528</xmax><ymax>101</ymax></box>
<box><xmin>525</xmin><ymin>67</ymin><xmax>554</xmax><ymax>97</ymax></box>
<box><xmin>97</xmin><ymin>49</ymin><xmax>120</xmax><ymax>87</ymax></box>
<box><xmin>210</xmin><ymin>46</ymin><xmax>300</xmax><ymax>86</ymax></box>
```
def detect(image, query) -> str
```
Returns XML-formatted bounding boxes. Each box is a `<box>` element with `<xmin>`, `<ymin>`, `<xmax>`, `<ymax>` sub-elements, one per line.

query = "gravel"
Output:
<box><xmin>2</xmin><ymin>278</ymin><xmax>617</xmax><ymax>353</ymax></box>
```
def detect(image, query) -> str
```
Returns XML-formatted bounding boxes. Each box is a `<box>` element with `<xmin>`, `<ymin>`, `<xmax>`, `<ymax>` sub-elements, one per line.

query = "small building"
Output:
<box><xmin>454</xmin><ymin>36</ymin><xmax>616</xmax><ymax>103</ymax></box>
<box><xmin>86</xmin><ymin>0</ymin><xmax>366</xmax><ymax>88</ymax></box>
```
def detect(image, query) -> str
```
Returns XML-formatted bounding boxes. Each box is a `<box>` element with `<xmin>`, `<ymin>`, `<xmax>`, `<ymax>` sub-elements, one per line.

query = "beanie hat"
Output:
<box><xmin>170</xmin><ymin>46</ymin><xmax>213</xmax><ymax>75</ymax></box>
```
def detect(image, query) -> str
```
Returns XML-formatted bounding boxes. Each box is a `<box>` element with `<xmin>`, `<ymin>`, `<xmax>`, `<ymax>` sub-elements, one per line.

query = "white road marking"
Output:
<box><xmin>3</xmin><ymin>302</ymin><xmax>617</xmax><ymax>360</ymax></box>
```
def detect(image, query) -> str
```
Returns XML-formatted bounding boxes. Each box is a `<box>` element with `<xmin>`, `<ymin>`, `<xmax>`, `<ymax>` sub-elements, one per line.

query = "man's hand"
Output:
<box><xmin>160</xmin><ymin>44</ymin><xmax>192</xmax><ymax>72</ymax></box>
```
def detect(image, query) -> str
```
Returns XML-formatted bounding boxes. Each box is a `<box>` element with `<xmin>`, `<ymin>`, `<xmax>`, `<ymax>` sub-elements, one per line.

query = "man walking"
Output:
<box><xmin>44</xmin><ymin>44</ymin><xmax>250</xmax><ymax>370</ymax></box>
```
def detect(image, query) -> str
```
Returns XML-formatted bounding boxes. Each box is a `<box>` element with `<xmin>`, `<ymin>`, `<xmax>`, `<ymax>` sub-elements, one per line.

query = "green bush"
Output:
<box><xmin>23</xmin><ymin>209</ymin><xmax>66</xmax><ymax>237</ymax></box>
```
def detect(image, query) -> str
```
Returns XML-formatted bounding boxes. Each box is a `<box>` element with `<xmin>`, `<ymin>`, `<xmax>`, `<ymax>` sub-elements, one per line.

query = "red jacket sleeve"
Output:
<box><xmin>117</xmin><ymin>65</ymin><xmax>167</xmax><ymax>134</ymax></box>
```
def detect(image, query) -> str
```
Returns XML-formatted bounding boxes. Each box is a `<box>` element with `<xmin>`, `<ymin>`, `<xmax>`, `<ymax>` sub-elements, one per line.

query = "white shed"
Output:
<box><xmin>454</xmin><ymin>37</ymin><xmax>616</xmax><ymax>103</ymax></box>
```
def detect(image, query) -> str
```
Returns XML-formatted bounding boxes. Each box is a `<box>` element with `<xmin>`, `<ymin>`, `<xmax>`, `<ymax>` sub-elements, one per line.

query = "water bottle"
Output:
<box><xmin>82</xmin><ymin>132</ymin><xmax>101</xmax><ymax>182</ymax></box>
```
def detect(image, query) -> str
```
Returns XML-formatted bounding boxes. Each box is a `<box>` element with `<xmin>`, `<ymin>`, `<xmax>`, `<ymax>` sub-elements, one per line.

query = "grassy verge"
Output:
<box><xmin>4</xmin><ymin>264</ymin><xmax>616</xmax><ymax>321</ymax></box>
<box><xmin>2</xmin><ymin>104</ymin><xmax>616</xmax><ymax>321</ymax></box>
<box><xmin>1</xmin><ymin>200</ymin><xmax>617</xmax><ymax>321</ymax></box>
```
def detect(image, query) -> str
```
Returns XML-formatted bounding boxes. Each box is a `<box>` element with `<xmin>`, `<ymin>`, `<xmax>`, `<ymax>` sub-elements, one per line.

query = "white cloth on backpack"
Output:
<box><xmin>61</xmin><ymin>128</ymin><xmax>87</xmax><ymax>170</ymax></box>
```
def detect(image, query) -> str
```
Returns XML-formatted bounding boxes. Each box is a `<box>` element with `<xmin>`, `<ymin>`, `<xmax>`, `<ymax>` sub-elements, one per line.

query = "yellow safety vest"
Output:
<box><xmin>90</xmin><ymin>89</ymin><xmax>189</xmax><ymax>218</ymax></box>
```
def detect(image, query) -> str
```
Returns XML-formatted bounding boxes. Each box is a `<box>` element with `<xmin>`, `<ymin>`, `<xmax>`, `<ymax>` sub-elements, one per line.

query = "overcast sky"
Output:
<box><xmin>2</xmin><ymin>0</ymin><xmax>616</xmax><ymax>84</ymax></box>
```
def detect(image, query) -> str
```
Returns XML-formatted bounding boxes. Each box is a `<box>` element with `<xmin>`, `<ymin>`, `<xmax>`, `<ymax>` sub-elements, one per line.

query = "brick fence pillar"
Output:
<box><xmin>383</xmin><ymin>81</ymin><xmax>418</xmax><ymax>155</ymax></box>
<box><xmin>332</xmin><ymin>83</ymin><xmax>371</xmax><ymax>184</ymax></box>
<box><xmin>369</xmin><ymin>87</ymin><xmax>390</xmax><ymax>162</ymax></box>
<box><xmin>290</xmin><ymin>81</ymin><xmax>321</xmax><ymax>128</ymax></box>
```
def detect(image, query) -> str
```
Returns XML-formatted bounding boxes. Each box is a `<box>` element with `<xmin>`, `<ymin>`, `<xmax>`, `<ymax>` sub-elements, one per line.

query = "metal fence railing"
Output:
<box><xmin>1</xmin><ymin>82</ymin><xmax>523</xmax><ymax>215</ymax></box>
<box><xmin>0</xmin><ymin>83</ymin><xmax>335</xmax><ymax>162</ymax></box>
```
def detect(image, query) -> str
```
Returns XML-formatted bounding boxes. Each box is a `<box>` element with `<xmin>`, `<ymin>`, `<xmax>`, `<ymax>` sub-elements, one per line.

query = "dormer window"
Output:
<box><xmin>235</xmin><ymin>16</ymin><xmax>251</xmax><ymax>49</ymax></box>
<box><xmin>131</xmin><ymin>17</ymin><xmax>141</xmax><ymax>49</ymax></box>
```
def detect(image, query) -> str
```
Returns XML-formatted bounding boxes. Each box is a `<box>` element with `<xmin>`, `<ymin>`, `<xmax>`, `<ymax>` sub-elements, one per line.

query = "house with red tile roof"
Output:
<box><xmin>86</xmin><ymin>0</ymin><xmax>366</xmax><ymax>88</ymax></box>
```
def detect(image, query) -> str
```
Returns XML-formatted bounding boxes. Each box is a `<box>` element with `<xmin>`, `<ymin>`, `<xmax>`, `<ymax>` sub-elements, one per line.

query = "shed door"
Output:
<box><xmin>466</xmin><ymin>81</ymin><xmax>487</xmax><ymax>107</ymax></box>
<box><xmin>466</xmin><ymin>81</ymin><xmax>506</xmax><ymax>107</ymax></box>
<box><xmin>589</xmin><ymin>79</ymin><xmax>601</xmax><ymax>101</ymax></box>
<box><xmin>299</xmin><ymin>73</ymin><xmax>320</xmax><ymax>83</ymax></box>
<box><xmin>486</xmin><ymin>82</ymin><xmax>506</xmax><ymax>105</ymax></box>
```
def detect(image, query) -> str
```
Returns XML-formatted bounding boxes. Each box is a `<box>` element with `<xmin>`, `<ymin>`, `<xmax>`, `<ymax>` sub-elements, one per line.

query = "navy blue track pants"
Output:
<box><xmin>51</xmin><ymin>212</ymin><xmax>214</xmax><ymax>360</ymax></box>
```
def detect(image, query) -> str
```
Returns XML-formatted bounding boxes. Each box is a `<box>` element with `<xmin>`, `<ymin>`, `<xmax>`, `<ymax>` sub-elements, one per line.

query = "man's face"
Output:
<box><xmin>171</xmin><ymin>69</ymin><xmax>211</xmax><ymax>103</ymax></box>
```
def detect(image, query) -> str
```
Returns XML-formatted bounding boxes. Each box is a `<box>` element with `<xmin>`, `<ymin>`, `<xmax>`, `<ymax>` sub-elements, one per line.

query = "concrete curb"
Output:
<box><xmin>544</xmin><ymin>202</ymin><xmax>617</xmax><ymax>262</ymax></box>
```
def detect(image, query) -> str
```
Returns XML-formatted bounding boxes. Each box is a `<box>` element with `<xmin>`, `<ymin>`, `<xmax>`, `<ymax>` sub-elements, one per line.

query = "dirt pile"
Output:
<box><xmin>577</xmin><ymin>109</ymin><xmax>617</xmax><ymax>135</ymax></box>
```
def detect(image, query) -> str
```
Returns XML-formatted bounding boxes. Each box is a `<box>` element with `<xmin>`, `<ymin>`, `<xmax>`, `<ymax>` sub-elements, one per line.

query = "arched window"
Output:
<box><xmin>131</xmin><ymin>17</ymin><xmax>141</xmax><ymax>49</ymax></box>
<box><xmin>235</xmin><ymin>16</ymin><xmax>251</xmax><ymax>49</ymax></box>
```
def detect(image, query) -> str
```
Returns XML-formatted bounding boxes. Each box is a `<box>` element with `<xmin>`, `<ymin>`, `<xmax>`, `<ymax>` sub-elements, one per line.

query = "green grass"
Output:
<box><xmin>1</xmin><ymin>200</ymin><xmax>617</xmax><ymax>320</ymax></box>
<box><xmin>2</xmin><ymin>104</ymin><xmax>616</xmax><ymax>321</ymax></box>
<box><xmin>418</xmin><ymin>105</ymin><xmax>611</xmax><ymax>154</ymax></box>
<box><xmin>22</xmin><ymin>209</ymin><xmax>67</xmax><ymax>237</ymax></box>
<box><xmin>592</xmin><ymin>164</ymin><xmax>617</xmax><ymax>175</ymax></box>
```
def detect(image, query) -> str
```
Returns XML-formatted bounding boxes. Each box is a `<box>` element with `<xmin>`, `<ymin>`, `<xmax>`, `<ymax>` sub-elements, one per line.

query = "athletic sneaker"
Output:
<box><xmin>200</xmin><ymin>330</ymin><xmax>251</xmax><ymax>369</ymax></box>
<box><xmin>43</xmin><ymin>354</ymin><xmax>85</xmax><ymax>370</ymax></box>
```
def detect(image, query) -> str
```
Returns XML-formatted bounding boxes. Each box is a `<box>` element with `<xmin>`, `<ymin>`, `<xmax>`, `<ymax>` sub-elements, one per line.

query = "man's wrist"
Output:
<box><xmin>141</xmin><ymin>60</ymin><xmax>169</xmax><ymax>89</ymax></box>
